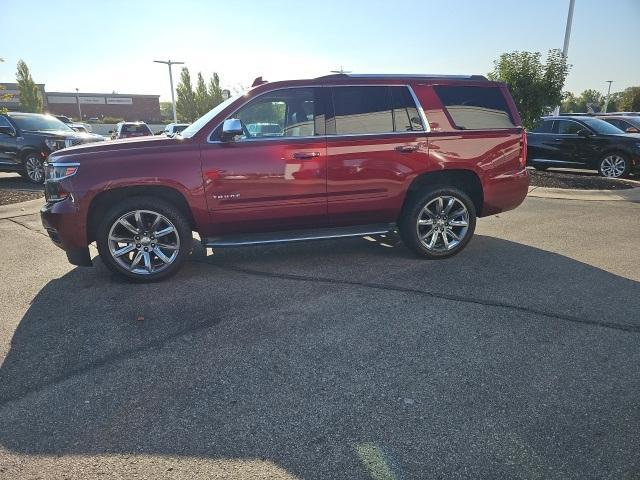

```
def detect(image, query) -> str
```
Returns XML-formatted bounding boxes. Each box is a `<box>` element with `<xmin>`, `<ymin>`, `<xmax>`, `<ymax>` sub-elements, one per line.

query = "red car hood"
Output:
<box><xmin>49</xmin><ymin>135</ymin><xmax>187</xmax><ymax>160</ymax></box>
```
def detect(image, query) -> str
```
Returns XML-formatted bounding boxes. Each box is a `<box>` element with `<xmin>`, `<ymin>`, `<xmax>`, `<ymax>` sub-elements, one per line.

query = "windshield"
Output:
<box><xmin>580</xmin><ymin>117</ymin><xmax>625</xmax><ymax>135</ymax></box>
<box><xmin>11</xmin><ymin>114</ymin><xmax>73</xmax><ymax>132</ymax></box>
<box><xmin>180</xmin><ymin>92</ymin><xmax>245</xmax><ymax>138</ymax></box>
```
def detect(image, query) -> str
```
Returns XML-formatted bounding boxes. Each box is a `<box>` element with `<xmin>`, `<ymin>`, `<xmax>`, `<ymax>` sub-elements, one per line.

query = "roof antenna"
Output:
<box><xmin>330</xmin><ymin>66</ymin><xmax>351</xmax><ymax>74</ymax></box>
<box><xmin>251</xmin><ymin>76</ymin><xmax>268</xmax><ymax>87</ymax></box>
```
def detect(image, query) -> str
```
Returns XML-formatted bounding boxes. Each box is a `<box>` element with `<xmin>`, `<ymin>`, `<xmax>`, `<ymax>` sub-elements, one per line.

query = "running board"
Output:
<box><xmin>203</xmin><ymin>223</ymin><xmax>396</xmax><ymax>247</ymax></box>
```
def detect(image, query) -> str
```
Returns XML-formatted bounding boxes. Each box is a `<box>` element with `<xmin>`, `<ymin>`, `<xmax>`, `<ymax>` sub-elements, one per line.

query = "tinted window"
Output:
<box><xmin>0</xmin><ymin>116</ymin><xmax>13</xmax><ymax>129</ymax></box>
<box><xmin>531</xmin><ymin>119</ymin><xmax>553</xmax><ymax>133</ymax></box>
<box><xmin>433</xmin><ymin>86</ymin><xmax>516</xmax><ymax>129</ymax></box>
<box><xmin>390</xmin><ymin>86</ymin><xmax>424</xmax><ymax>131</ymax></box>
<box><xmin>9</xmin><ymin>114</ymin><xmax>73</xmax><ymax>132</ymax></box>
<box><xmin>556</xmin><ymin>120</ymin><xmax>583</xmax><ymax>135</ymax></box>
<box><xmin>332</xmin><ymin>86</ymin><xmax>393</xmax><ymax>135</ymax></box>
<box><xmin>122</xmin><ymin>124</ymin><xmax>152</xmax><ymax>134</ymax></box>
<box><xmin>234</xmin><ymin>88</ymin><xmax>318</xmax><ymax>139</ymax></box>
<box><xmin>580</xmin><ymin>117</ymin><xmax>624</xmax><ymax>135</ymax></box>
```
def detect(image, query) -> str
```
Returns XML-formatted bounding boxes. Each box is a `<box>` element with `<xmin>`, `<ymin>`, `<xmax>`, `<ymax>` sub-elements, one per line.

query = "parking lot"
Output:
<box><xmin>1</xmin><ymin>194</ymin><xmax>639</xmax><ymax>479</ymax></box>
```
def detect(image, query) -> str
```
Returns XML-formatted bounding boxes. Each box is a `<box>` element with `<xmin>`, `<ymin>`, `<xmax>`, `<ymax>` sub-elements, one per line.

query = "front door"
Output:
<box><xmin>200</xmin><ymin>87</ymin><xmax>328</xmax><ymax>235</ymax></box>
<box><xmin>553</xmin><ymin>119</ymin><xmax>590</xmax><ymax>166</ymax></box>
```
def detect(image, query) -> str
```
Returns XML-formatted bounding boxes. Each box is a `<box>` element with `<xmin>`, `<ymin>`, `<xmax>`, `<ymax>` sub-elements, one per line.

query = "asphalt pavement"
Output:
<box><xmin>0</xmin><ymin>196</ymin><xmax>639</xmax><ymax>479</ymax></box>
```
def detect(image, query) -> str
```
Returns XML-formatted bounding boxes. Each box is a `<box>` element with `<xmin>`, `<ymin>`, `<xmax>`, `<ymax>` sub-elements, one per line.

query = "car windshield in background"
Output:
<box><xmin>174</xmin><ymin>125</ymin><xmax>188</xmax><ymax>133</ymax></box>
<box><xmin>10</xmin><ymin>114</ymin><xmax>73</xmax><ymax>132</ymax></box>
<box><xmin>122</xmin><ymin>124</ymin><xmax>151</xmax><ymax>134</ymax></box>
<box><xmin>580</xmin><ymin>117</ymin><xmax>625</xmax><ymax>135</ymax></box>
<box><xmin>180</xmin><ymin>92</ymin><xmax>245</xmax><ymax>138</ymax></box>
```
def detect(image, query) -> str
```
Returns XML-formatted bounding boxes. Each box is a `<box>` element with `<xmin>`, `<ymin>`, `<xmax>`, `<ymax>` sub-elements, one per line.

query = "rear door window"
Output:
<box><xmin>433</xmin><ymin>85</ymin><xmax>516</xmax><ymax>130</ymax></box>
<box><xmin>531</xmin><ymin>119</ymin><xmax>553</xmax><ymax>133</ymax></box>
<box><xmin>331</xmin><ymin>86</ymin><xmax>393</xmax><ymax>135</ymax></box>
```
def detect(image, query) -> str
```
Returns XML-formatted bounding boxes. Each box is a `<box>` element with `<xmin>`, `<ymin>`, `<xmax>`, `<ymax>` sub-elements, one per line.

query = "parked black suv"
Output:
<box><xmin>0</xmin><ymin>112</ymin><xmax>104</xmax><ymax>183</ymax></box>
<box><xmin>527</xmin><ymin>116</ymin><xmax>640</xmax><ymax>178</ymax></box>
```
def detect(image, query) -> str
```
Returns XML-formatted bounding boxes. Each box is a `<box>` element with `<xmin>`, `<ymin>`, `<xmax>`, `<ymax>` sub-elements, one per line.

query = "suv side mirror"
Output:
<box><xmin>0</xmin><ymin>126</ymin><xmax>16</xmax><ymax>137</ymax></box>
<box><xmin>626</xmin><ymin>127</ymin><xmax>639</xmax><ymax>133</ymax></box>
<box><xmin>221</xmin><ymin>119</ymin><xmax>243</xmax><ymax>140</ymax></box>
<box><xmin>577</xmin><ymin>129</ymin><xmax>592</xmax><ymax>137</ymax></box>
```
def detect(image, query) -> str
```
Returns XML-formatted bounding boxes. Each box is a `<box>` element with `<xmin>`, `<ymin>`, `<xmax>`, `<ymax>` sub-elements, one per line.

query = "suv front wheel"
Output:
<box><xmin>399</xmin><ymin>187</ymin><xmax>477</xmax><ymax>259</ymax></box>
<box><xmin>23</xmin><ymin>153</ymin><xmax>46</xmax><ymax>183</ymax></box>
<box><xmin>96</xmin><ymin>197</ymin><xmax>192</xmax><ymax>282</ymax></box>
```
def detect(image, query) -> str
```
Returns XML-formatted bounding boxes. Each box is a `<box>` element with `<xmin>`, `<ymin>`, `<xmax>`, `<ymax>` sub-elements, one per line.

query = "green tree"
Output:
<box><xmin>175</xmin><ymin>67</ymin><xmax>197</xmax><ymax>122</ymax></box>
<box><xmin>16</xmin><ymin>59</ymin><xmax>43</xmax><ymax>113</ymax></box>
<box><xmin>604</xmin><ymin>91</ymin><xmax>624</xmax><ymax>113</ymax></box>
<box><xmin>208</xmin><ymin>72</ymin><xmax>224</xmax><ymax>108</ymax></box>
<box><xmin>488</xmin><ymin>49</ymin><xmax>570</xmax><ymax>129</ymax></box>
<box><xmin>194</xmin><ymin>72</ymin><xmax>212</xmax><ymax>118</ymax></box>
<box><xmin>561</xmin><ymin>91</ymin><xmax>578</xmax><ymax>113</ymax></box>
<box><xmin>575</xmin><ymin>89</ymin><xmax>603</xmax><ymax>113</ymax></box>
<box><xmin>159</xmin><ymin>101</ymin><xmax>173</xmax><ymax>121</ymax></box>
<box><xmin>619</xmin><ymin>86</ymin><xmax>640</xmax><ymax>111</ymax></box>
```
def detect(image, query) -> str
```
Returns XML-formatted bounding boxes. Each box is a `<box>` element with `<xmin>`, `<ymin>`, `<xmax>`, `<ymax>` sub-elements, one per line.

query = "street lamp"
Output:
<box><xmin>153</xmin><ymin>59</ymin><xmax>184</xmax><ymax>123</ymax></box>
<box><xmin>75</xmin><ymin>88</ymin><xmax>82</xmax><ymax>121</ymax></box>
<box><xmin>554</xmin><ymin>0</ymin><xmax>575</xmax><ymax>115</ymax></box>
<box><xmin>603</xmin><ymin>80</ymin><xmax>614</xmax><ymax>113</ymax></box>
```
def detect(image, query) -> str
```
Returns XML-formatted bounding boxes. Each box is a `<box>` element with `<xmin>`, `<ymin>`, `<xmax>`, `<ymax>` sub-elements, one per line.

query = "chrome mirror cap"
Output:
<box><xmin>222</xmin><ymin>119</ymin><xmax>243</xmax><ymax>138</ymax></box>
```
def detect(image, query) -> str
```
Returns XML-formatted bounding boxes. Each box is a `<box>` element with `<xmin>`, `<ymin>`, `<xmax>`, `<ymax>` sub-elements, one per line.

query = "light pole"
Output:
<box><xmin>554</xmin><ymin>0</ymin><xmax>575</xmax><ymax>115</ymax></box>
<box><xmin>154</xmin><ymin>59</ymin><xmax>184</xmax><ymax>124</ymax></box>
<box><xmin>603</xmin><ymin>80</ymin><xmax>614</xmax><ymax>113</ymax></box>
<box><xmin>75</xmin><ymin>88</ymin><xmax>82</xmax><ymax>121</ymax></box>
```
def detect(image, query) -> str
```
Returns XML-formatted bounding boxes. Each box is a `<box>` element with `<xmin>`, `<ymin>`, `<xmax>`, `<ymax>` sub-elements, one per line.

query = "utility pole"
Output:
<box><xmin>75</xmin><ymin>88</ymin><xmax>82</xmax><ymax>121</ymax></box>
<box><xmin>603</xmin><ymin>80</ymin><xmax>614</xmax><ymax>113</ymax></box>
<box><xmin>154</xmin><ymin>59</ymin><xmax>184</xmax><ymax>123</ymax></box>
<box><xmin>554</xmin><ymin>0</ymin><xmax>576</xmax><ymax>115</ymax></box>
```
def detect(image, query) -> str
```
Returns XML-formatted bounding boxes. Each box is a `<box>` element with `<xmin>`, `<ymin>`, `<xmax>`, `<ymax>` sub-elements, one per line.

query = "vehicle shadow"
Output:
<box><xmin>1</xmin><ymin>235</ymin><xmax>639</xmax><ymax>478</ymax></box>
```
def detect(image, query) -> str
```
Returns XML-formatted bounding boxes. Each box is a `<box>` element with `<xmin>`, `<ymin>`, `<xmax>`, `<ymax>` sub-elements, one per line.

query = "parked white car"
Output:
<box><xmin>163</xmin><ymin>123</ymin><xmax>190</xmax><ymax>137</ymax></box>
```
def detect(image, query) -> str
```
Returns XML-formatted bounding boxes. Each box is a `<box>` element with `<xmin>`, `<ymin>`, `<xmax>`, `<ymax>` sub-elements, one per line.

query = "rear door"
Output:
<box><xmin>200</xmin><ymin>86</ymin><xmax>328</xmax><ymax>235</ymax></box>
<box><xmin>527</xmin><ymin>119</ymin><xmax>557</xmax><ymax>164</ymax></box>
<box><xmin>326</xmin><ymin>85</ymin><xmax>428</xmax><ymax>225</ymax></box>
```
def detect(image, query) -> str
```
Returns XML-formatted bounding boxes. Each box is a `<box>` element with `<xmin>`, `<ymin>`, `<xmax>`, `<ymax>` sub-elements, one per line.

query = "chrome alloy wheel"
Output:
<box><xmin>416</xmin><ymin>196</ymin><xmax>469</xmax><ymax>252</ymax></box>
<box><xmin>600</xmin><ymin>154</ymin><xmax>626</xmax><ymax>178</ymax></box>
<box><xmin>108</xmin><ymin>210</ymin><xmax>180</xmax><ymax>275</ymax></box>
<box><xmin>25</xmin><ymin>155</ymin><xmax>45</xmax><ymax>183</ymax></box>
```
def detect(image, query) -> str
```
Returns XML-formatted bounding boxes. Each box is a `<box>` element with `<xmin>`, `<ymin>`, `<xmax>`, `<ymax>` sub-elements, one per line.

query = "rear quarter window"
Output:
<box><xmin>434</xmin><ymin>85</ymin><xmax>516</xmax><ymax>130</ymax></box>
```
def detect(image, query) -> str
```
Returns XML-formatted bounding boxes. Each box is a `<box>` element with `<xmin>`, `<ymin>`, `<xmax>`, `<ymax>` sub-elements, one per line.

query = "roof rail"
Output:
<box><xmin>315</xmin><ymin>73</ymin><xmax>488</xmax><ymax>81</ymax></box>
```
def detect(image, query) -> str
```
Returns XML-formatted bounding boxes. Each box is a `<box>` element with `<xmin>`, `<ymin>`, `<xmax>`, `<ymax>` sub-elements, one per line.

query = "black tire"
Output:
<box><xmin>533</xmin><ymin>165</ymin><xmax>549</xmax><ymax>171</ymax></box>
<box><xmin>23</xmin><ymin>153</ymin><xmax>46</xmax><ymax>183</ymax></box>
<box><xmin>96</xmin><ymin>196</ymin><xmax>192</xmax><ymax>282</ymax></box>
<box><xmin>399</xmin><ymin>186</ymin><xmax>476</xmax><ymax>259</ymax></box>
<box><xmin>598</xmin><ymin>152</ymin><xmax>630</xmax><ymax>178</ymax></box>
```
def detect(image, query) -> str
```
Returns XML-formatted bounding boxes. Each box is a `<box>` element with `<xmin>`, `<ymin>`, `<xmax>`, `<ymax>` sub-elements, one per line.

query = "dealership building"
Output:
<box><xmin>0</xmin><ymin>83</ymin><xmax>161</xmax><ymax>123</ymax></box>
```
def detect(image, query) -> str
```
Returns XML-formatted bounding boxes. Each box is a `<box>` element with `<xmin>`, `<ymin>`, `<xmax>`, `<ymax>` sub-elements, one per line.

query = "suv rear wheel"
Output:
<box><xmin>96</xmin><ymin>196</ymin><xmax>192</xmax><ymax>282</ymax></box>
<box><xmin>399</xmin><ymin>187</ymin><xmax>476</xmax><ymax>259</ymax></box>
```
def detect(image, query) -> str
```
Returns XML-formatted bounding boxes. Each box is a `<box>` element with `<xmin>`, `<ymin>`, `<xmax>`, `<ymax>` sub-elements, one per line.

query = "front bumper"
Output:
<box><xmin>40</xmin><ymin>198</ymin><xmax>92</xmax><ymax>266</ymax></box>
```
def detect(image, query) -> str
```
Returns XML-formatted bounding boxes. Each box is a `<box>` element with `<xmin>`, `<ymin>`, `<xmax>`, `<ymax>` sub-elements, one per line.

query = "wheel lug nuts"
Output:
<box><xmin>136</xmin><ymin>244</ymin><xmax>141</xmax><ymax>248</ymax></box>
<box><xmin>151</xmin><ymin>243</ymin><xmax>155</xmax><ymax>247</ymax></box>
<box><xmin>144</xmin><ymin>247</ymin><xmax>148</xmax><ymax>252</ymax></box>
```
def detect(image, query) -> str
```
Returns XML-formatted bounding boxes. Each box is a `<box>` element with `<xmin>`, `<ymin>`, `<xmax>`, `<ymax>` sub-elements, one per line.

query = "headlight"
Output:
<box><xmin>45</xmin><ymin>163</ymin><xmax>79</xmax><ymax>181</ymax></box>
<box><xmin>44</xmin><ymin>163</ymin><xmax>79</xmax><ymax>202</ymax></box>
<box><xmin>44</xmin><ymin>138</ymin><xmax>60</xmax><ymax>151</ymax></box>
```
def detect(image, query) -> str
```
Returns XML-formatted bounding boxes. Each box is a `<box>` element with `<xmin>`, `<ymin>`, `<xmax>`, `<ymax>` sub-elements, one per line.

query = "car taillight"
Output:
<box><xmin>44</xmin><ymin>163</ymin><xmax>79</xmax><ymax>202</ymax></box>
<box><xmin>520</xmin><ymin>129</ymin><xmax>527</xmax><ymax>169</ymax></box>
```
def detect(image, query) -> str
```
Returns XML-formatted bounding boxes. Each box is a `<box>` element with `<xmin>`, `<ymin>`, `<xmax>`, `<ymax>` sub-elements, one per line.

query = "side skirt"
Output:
<box><xmin>203</xmin><ymin>223</ymin><xmax>396</xmax><ymax>248</ymax></box>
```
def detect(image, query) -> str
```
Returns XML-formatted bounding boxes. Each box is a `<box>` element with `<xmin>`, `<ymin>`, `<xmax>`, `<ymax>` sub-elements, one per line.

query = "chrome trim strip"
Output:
<box><xmin>204</xmin><ymin>224</ymin><xmax>396</xmax><ymax>247</ymax></box>
<box><xmin>530</xmin><ymin>158</ymin><xmax>583</xmax><ymax>164</ymax></box>
<box><xmin>206</xmin><ymin>84</ymin><xmax>430</xmax><ymax>144</ymax></box>
<box><xmin>48</xmin><ymin>162</ymin><xmax>81</xmax><ymax>167</ymax></box>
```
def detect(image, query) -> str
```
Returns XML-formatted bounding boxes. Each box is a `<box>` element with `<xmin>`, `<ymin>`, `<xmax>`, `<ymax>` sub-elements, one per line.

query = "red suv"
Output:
<box><xmin>41</xmin><ymin>74</ymin><xmax>528</xmax><ymax>281</ymax></box>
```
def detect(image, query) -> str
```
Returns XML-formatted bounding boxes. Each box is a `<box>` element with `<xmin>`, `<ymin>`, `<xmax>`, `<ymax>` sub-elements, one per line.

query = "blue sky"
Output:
<box><xmin>2</xmin><ymin>0</ymin><xmax>638</xmax><ymax>101</ymax></box>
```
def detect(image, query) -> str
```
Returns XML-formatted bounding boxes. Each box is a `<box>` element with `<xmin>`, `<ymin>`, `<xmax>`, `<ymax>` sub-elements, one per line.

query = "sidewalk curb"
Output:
<box><xmin>0</xmin><ymin>199</ymin><xmax>44</xmax><ymax>219</ymax></box>
<box><xmin>527</xmin><ymin>186</ymin><xmax>640</xmax><ymax>203</ymax></box>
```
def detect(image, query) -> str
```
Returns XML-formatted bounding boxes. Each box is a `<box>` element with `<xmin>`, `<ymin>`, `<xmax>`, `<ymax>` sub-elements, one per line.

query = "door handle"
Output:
<box><xmin>395</xmin><ymin>145</ymin><xmax>419</xmax><ymax>153</ymax></box>
<box><xmin>292</xmin><ymin>151</ymin><xmax>321</xmax><ymax>160</ymax></box>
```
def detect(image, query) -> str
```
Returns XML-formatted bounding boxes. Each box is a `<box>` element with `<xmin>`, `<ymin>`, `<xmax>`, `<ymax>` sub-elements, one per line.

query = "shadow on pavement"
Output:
<box><xmin>1</xmin><ymin>235</ymin><xmax>639</xmax><ymax>478</ymax></box>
